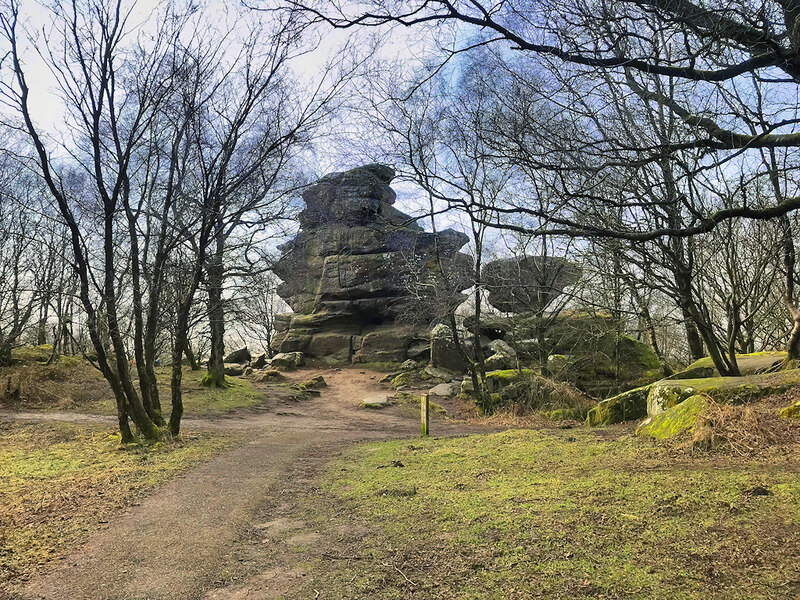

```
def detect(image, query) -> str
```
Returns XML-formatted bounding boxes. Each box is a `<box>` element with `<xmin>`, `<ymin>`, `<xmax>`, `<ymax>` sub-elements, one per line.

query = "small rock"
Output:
<box><xmin>251</xmin><ymin>353</ymin><xmax>269</xmax><ymax>369</ymax></box>
<box><xmin>270</xmin><ymin>352</ymin><xmax>305</xmax><ymax>371</ymax></box>
<box><xmin>429</xmin><ymin>383</ymin><xmax>455</xmax><ymax>397</ymax></box>
<box><xmin>224</xmin><ymin>347</ymin><xmax>251</xmax><ymax>364</ymax></box>
<box><xmin>361</xmin><ymin>394</ymin><xmax>393</xmax><ymax>409</ymax></box>
<box><xmin>223</xmin><ymin>363</ymin><xmax>245</xmax><ymax>376</ymax></box>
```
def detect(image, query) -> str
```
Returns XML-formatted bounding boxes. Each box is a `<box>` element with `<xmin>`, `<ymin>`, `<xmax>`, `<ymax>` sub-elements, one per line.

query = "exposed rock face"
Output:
<box><xmin>273</xmin><ymin>164</ymin><xmax>471</xmax><ymax>364</ymax></box>
<box><xmin>482</xmin><ymin>255</ymin><xmax>580</xmax><ymax>314</ymax></box>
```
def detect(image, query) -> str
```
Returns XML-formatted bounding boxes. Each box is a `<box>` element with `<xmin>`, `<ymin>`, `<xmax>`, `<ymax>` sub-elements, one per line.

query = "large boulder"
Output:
<box><xmin>430</xmin><ymin>324</ymin><xmax>467</xmax><ymax>372</ymax></box>
<box><xmin>483</xmin><ymin>339</ymin><xmax>517</xmax><ymax>371</ymax></box>
<box><xmin>586</xmin><ymin>385</ymin><xmax>651</xmax><ymax>427</ymax></box>
<box><xmin>482</xmin><ymin>255</ymin><xmax>580</xmax><ymax>314</ymax></box>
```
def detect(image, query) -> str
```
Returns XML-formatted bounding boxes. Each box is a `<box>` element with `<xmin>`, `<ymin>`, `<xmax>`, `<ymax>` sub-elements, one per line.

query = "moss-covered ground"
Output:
<box><xmin>292</xmin><ymin>428</ymin><xmax>800</xmax><ymax>599</ymax></box>
<box><xmin>0</xmin><ymin>420</ymin><xmax>236</xmax><ymax>591</ymax></box>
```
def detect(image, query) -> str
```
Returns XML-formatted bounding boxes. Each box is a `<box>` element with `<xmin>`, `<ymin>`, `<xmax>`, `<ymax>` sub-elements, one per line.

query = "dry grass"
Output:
<box><xmin>689</xmin><ymin>395</ymin><xmax>800</xmax><ymax>456</ymax></box>
<box><xmin>0</xmin><ymin>357</ymin><xmax>110</xmax><ymax>411</ymax></box>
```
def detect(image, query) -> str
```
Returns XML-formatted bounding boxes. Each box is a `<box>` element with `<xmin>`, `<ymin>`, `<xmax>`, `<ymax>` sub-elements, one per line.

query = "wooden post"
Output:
<box><xmin>420</xmin><ymin>393</ymin><xmax>429</xmax><ymax>437</ymax></box>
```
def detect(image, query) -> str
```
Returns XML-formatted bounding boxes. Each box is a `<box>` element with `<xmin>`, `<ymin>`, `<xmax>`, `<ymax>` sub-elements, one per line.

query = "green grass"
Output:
<box><xmin>153</xmin><ymin>368</ymin><xmax>263</xmax><ymax>415</ymax></box>
<box><xmin>295</xmin><ymin>429</ymin><xmax>800</xmax><ymax>599</ymax></box>
<box><xmin>0</xmin><ymin>420</ymin><xmax>236</xmax><ymax>590</ymax></box>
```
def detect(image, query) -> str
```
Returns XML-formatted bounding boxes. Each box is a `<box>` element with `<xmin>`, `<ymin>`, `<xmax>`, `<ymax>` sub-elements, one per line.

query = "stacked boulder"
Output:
<box><xmin>272</xmin><ymin>164</ymin><xmax>472</xmax><ymax>364</ymax></box>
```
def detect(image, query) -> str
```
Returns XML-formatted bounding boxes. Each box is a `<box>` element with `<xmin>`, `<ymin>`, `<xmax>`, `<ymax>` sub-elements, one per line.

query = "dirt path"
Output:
<box><xmin>12</xmin><ymin>368</ymin><xmax>486</xmax><ymax>600</ymax></box>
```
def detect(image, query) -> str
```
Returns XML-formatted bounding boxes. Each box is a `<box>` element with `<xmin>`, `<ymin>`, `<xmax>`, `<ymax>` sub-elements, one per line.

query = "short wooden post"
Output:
<box><xmin>420</xmin><ymin>393</ymin><xmax>429</xmax><ymax>437</ymax></box>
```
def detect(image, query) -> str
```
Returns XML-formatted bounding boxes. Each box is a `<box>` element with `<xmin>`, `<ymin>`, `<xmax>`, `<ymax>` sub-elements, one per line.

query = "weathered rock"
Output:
<box><xmin>430</xmin><ymin>324</ymin><xmax>467</xmax><ymax>372</ymax></box>
<box><xmin>391</xmin><ymin>372</ymin><xmax>413</xmax><ymax>389</ymax></box>
<box><xmin>272</xmin><ymin>165</ymin><xmax>471</xmax><ymax>364</ymax></box>
<box><xmin>482</xmin><ymin>255</ymin><xmax>580</xmax><ymax>314</ymax></box>
<box><xmin>353</xmin><ymin>327</ymin><xmax>416</xmax><ymax>363</ymax></box>
<box><xmin>647</xmin><ymin>383</ymin><xmax>697</xmax><ymax>416</ymax></box>
<box><xmin>307</xmin><ymin>332</ymin><xmax>353</xmax><ymax>363</ymax></box>
<box><xmin>484</xmin><ymin>339</ymin><xmax>516</xmax><ymax>371</ymax></box>
<box><xmin>224</xmin><ymin>363</ymin><xmax>245</xmax><ymax>376</ymax></box>
<box><xmin>460</xmin><ymin>377</ymin><xmax>474</xmax><ymax>395</ymax></box>
<box><xmin>361</xmin><ymin>394</ymin><xmax>393</xmax><ymax>409</ymax></box>
<box><xmin>253</xmin><ymin>369</ymin><xmax>284</xmax><ymax>382</ymax></box>
<box><xmin>547</xmin><ymin>354</ymin><xmax>572</xmax><ymax>375</ymax></box>
<box><xmin>636</xmin><ymin>395</ymin><xmax>708</xmax><ymax>439</ymax></box>
<box><xmin>586</xmin><ymin>385</ymin><xmax>652</xmax><ymax>427</ymax></box>
<box><xmin>399</xmin><ymin>359</ymin><xmax>419</xmax><ymax>371</ymax></box>
<box><xmin>251</xmin><ymin>353</ymin><xmax>269</xmax><ymax>369</ymax></box>
<box><xmin>429</xmin><ymin>383</ymin><xmax>456</xmax><ymax>397</ymax></box>
<box><xmin>270</xmin><ymin>352</ymin><xmax>305</xmax><ymax>371</ymax></box>
<box><xmin>664</xmin><ymin>366</ymin><xmax>715</xmax><ymax>380</ymax></box>
<box><xmin>224</xmin><ymin>347</ymin><xmax>251</xmax><ymax>364</ymax></box>
<box><xmin>484</xmin><ymin>369</ymin><xmax>536</xmax><ymax>394</ymax></box>
<box><xmin>422</xmin><ymin>365</ymin><xmax>456</xmax><ymax>383</ymax></box>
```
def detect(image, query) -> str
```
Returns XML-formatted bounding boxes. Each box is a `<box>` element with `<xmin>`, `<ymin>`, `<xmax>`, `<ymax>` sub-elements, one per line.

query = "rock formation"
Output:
<box><xmin>272</xmin><ymin>164</ymin><xmax>472</xmax><ymax>364</ymax></box>
<box><xmin>482</xmin><ymin>255</ymin><xmax>580</xmax><ymax>314</ymax></box>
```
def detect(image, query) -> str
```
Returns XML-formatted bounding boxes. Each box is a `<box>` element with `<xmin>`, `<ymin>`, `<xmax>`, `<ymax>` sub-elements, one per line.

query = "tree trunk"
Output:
<box><xmin>205</xmin><ymin>223</ymin><xmax>226</xmax><ymax>388</ymax></box>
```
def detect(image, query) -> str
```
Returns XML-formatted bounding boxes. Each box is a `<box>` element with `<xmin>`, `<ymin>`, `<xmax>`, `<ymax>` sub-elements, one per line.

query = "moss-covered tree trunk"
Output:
<box><xmin>205</xmin><ymin>223</ymin><xmax>227</xmax><ymax>388</ymax></box>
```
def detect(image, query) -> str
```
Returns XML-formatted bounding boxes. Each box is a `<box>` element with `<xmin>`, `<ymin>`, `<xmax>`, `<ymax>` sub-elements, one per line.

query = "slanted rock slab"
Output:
<box><xmin>636</xmin><ymin>395</ymin><xmax>708</xmax><ymax>439</ymax></box>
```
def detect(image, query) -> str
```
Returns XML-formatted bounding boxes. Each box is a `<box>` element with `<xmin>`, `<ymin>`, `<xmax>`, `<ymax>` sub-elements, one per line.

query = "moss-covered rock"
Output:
<box><xmin>484</xmin><ymin>369</ymin><xmax>536</xmax><ymax>394</ymax></box>
<box><xmin>636</xmin><ymin>395</ymin><xmax>707</xmax><ymax>439</ymax></box>
<box><xmin>682</xmin><ymin>351</ymin><xmax>787</xmax><ymax>377</ymax></box>
<box><xmin>390</xmin><ymin>372</ymin><xmax>413</xmax><ymax>389</ymax></box>
<box><xmin>586</xmin><ymin>385</ymin><xmax>651</xmax><ymax>427</ymax></box>
<box><xmin>778</xmin><ymin>401</ymin><xmax>800</xmax><ymax>420</ymax></box>
<box><xmin>544</xmin><ymin>407</ymin><xmax>590</xmax><ymax>421</ymax></box>
<box><xmin>647</xmin><ymin>383</ymin><xmax>697</xmax><ymax>416</ymax></box>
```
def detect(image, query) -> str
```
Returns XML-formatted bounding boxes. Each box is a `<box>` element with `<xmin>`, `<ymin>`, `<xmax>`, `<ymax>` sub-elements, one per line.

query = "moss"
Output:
<box><xmin>586</xmin><ymin>384</ymin><xmax>652</xmax><ymax>427</ymax></box>
<box><xmin>544</xmin><ymin>407</ymin><xmax>590</xmax><ymax>421</ymax></box>
<box><xmin>293</xmin><ymin>375</ymin><xmax>327</xmax><ymax>391</ymax></box>
<box><xmin>293</xmin><ymin>428</ymin><xmax>800</xmax><ymax>599</ymax></box>
<box><xmin>778</xmin><ymin>401</ymin><xmax>800</xmax><ymax>420</ymax></box>
<box><xmin>484</xmin><ymin>369</ymin><xmax>536</xmax><ymax>393</ymax></box>
<box><xmin>684</xmin><ymin>351</ymin><xmax>787</xmax><ymax>376</ymax></box>
<box><xmin>636</xmin><ymin>395</ymin><xmax>708</xmax><ymax>439</ymax></box>
<box><xmin>647</xmin><ymin>383</ymin><xmax>697</xmax><ymax>416</ymax></box>
<box><xmin>10</xmin><ymin>345</ymin><xmax>54</xmax><ymax>364</ymax></box>
<box><xmin>390</xmin><ymin>372</ymin><xmax>413</xmax><ymax>389</ymax></box>
<box><xmin>646</xmin><ymin>369</ymin><xmax>800</xmax><ymax>408</ymax></box>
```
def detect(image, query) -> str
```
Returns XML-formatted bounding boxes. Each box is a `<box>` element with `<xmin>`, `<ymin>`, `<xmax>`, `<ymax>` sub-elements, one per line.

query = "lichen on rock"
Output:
<box><xmin>636</xmin><ymin>395</ymin><xmax>708</xmax><ymax>439</ymax></box>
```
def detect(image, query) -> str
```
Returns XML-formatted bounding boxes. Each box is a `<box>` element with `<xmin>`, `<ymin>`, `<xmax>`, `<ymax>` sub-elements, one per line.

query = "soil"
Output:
<box><xmin>6</xmin><ymin>367</ymin><xmax>492</xmax><ymax>600</ymax></box>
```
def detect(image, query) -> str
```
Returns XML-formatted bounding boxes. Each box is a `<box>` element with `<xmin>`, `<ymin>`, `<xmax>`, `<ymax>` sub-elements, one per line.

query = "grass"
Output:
<box><xmin>0</xmin><ymin>420</ymin><xmax>236</xmax><ymax>591</ymax></box>
<box><xmin>1</xmin><ymin>355</ymin><xmax>265</xmax><ymax>416</ymax></box>
<box><xmin>293</xmin><ymin>428</ymin><xmax>800</xmax><ymax>599</ymax></box>
<box><xmin>153</xmin><ymin>368</ymin><xmax>263</xmax><ymax>415</ymax></box>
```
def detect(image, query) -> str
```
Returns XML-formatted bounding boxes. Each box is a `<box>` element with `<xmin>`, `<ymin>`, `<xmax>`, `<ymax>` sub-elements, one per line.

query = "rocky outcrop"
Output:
<box><xmin>482</xmin><ymin>255</ymin><xmax>580</xmax><ymax>314</ymax></box>
<box><xmin>272</xmin><ymin>165</ymin><xmax>471</xmax><ymax>364</ymax></box>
